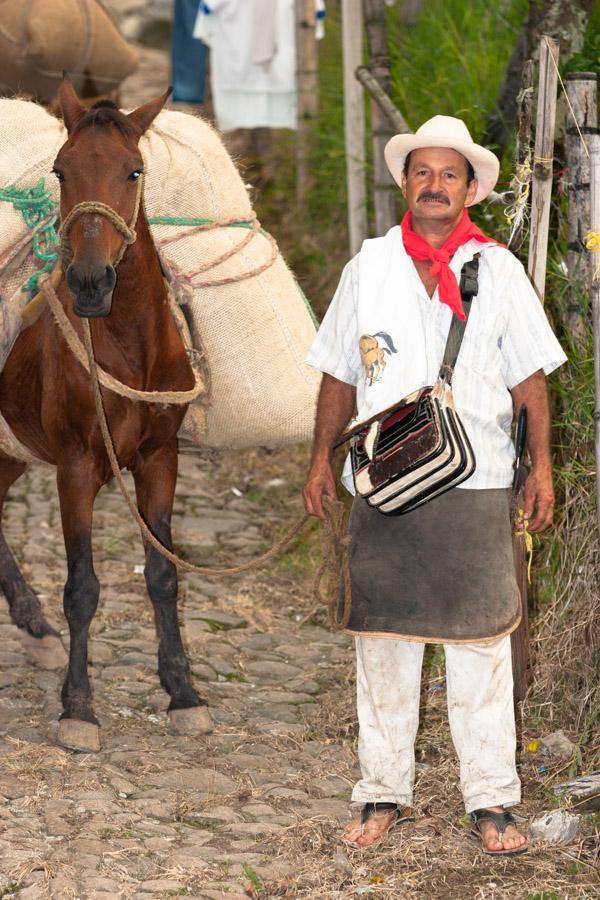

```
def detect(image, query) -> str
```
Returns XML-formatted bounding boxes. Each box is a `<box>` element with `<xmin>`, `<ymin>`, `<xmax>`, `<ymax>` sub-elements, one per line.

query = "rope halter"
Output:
<box><xmin>58</xmin><ymin>174</ymin><xmax>144</xmax><ymax>269</ymax></box>
<box><xmin>41</xmin><ymin>170</ymin><xmax>205</xmax><ymax>405</ymax></box>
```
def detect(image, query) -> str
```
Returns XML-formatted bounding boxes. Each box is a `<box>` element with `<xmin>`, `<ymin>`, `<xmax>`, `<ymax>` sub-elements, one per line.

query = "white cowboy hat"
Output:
<box><xmin>384</xmin><ymin>115</ymin><xmax>500</xmax><ymax>205</ymax></box>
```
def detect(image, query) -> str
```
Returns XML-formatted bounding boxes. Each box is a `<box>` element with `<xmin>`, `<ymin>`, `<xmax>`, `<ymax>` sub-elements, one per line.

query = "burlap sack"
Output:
<box><xmin>0</xmin><ymin>0</ymin><xmax>138</xmax><ymax>103</ymax></box>
<box><xmin>0</xmin><ymin>99</ymin><xmax>63</xmax><ymax>363</ymax></box>
<box><xmin>139</xmin><ymin>111</ymin><xmax>320</xmax><ymax>448</ymax></box>
<box><xmin>0</xmin><ymin>100</ymin><xmax>320</xmax><ymax>450</ymax></box>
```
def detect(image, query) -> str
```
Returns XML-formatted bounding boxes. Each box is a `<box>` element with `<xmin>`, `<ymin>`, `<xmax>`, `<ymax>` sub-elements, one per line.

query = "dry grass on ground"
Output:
<box><xmin>198</xmin><ymin>447</ymin><xmax>600</xmax><ymax>899</ymax></box>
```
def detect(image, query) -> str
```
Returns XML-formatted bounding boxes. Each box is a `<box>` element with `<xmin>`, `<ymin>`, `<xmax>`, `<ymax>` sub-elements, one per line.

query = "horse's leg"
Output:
<box><xmin>132</xmin><ymin>442</ymin><xmax>213</xmax><ymax>735</ymax></box>
<box><xmin>56</xmin><ymin>461</ymin><xmax>103</xmax><ymax>752</ymax></box>
<box><xmin>0</xmin><ymin>456</ymin><xmax>67</xmax><ymax>669</ymax></box>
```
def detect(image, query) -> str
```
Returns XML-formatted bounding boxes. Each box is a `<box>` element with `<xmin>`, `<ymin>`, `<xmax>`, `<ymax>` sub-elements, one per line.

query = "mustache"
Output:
<box><xmin>417</xmin><ymin>191</ymin><xmax>450</xmax><ymax>205</ymax></box>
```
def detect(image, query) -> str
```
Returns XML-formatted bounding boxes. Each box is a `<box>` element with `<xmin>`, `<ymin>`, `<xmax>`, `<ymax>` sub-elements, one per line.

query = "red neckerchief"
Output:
<box><xmin>401</xmin><ymin>208</ymin><xmax>502</xmax><ymax>320</ymax></box>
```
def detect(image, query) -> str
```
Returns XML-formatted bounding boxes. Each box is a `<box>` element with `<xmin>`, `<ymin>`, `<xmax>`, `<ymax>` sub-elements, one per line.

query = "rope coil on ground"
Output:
<box><xmin>313</xmin><ymin>497</ymin><xmax>352</xmax><ymax>630</ymax></box>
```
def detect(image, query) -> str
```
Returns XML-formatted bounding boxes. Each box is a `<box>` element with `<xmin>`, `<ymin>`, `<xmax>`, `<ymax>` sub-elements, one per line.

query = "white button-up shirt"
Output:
<box><xmin>306</xmin><ymin>227</ymin><xmax>567</xmax><ymax>492</ymax></box>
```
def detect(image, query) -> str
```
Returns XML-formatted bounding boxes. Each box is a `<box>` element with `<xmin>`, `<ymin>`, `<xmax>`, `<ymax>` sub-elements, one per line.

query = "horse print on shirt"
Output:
<box><xmin>359</xmin><ymin>332</ymin><xmax>397</xmax><ymax>386</ymax></box>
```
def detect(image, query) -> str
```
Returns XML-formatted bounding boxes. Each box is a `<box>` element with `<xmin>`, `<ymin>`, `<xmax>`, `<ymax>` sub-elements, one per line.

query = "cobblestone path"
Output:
<box><xmin>0</xmin><ymin>449</ymin><xmax>356</xmax><ymax>899</ymax></box>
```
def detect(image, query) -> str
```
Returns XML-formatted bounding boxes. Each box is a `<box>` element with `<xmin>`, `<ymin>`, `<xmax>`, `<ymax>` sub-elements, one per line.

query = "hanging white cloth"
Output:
<box><xmin>251</xmin><ymin>0</ymin><xmax>277</xmax><ymax>66</ymax></box>
<box><xmin>194</xmin><ymin>0</ymin><xmax>297</xmax><ymax>131</ymax></box>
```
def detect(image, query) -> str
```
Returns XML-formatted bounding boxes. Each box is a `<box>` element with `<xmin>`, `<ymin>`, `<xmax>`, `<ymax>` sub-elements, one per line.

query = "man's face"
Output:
<box><xmin>401</xmin><ymin>147</ymin><xmax>478</xmax><ymax>223</ymax></box>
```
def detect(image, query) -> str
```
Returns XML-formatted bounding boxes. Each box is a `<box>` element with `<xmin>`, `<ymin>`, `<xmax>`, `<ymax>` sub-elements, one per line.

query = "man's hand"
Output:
<box><xmin>303</xmin><ymin>460</ymin><xmax>338</xmax><ymax>521</ymax></box>
<box><xmin>302</xmin><ymin>374</ymin><xmax>356</xmax><ymax>521</ymax></box>
<box><xmin>511</xmin><ymin>370</ymin><xmax>554</xmax><ymax>533</ymax></box>
<box><xmin>522</xmin><ymin>465</ymin><xmax>554</xmax><ymax>533</ymax></box>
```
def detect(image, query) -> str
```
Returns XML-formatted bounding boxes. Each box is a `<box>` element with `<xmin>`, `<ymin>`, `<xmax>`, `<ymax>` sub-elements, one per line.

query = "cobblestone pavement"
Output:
<box><xmin>0</xmin><ymin>448</ymin><xmax>356</xmax><ymax>899</ymax></box>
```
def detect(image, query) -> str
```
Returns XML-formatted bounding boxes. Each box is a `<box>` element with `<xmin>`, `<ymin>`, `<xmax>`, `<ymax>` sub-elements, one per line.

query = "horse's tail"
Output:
<box><xmin>374</xmin><ymin>331</ymin><xmax>397</xmax><ymax>354</ymax></box>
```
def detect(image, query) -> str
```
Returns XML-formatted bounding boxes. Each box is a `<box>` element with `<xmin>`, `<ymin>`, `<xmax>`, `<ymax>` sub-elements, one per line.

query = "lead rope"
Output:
<box><xmin>313</xmin><ymin>496</ymin><xmax>352</xmax><ymax>629</ymax></box>
<box><xmin>82</xmin><ymin>316</ymin><xmax>351</xmax><ymax>605</ymax></box>
<box><xmin>81</xmin><ymin>324</ymin><xmax>311</xmax><ymax>576</ymax></box>
<box><xmin>42</xmin><ymin>274</ymin><xmax>205</xmax><ymax>405</ymax></box>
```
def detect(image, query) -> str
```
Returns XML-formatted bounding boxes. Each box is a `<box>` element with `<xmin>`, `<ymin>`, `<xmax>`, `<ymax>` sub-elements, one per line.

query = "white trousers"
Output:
<box><xmin>352</xmin><ymin>635</ymin><xmax>521</xmax><ymax>814</ymax></box>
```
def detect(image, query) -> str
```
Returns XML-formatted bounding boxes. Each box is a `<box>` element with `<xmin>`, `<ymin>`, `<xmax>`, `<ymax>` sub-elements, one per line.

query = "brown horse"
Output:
<box><xmin>0</xmin><ymin>79</ymin><xmax>212</xmax><ymax>751</ymax></box>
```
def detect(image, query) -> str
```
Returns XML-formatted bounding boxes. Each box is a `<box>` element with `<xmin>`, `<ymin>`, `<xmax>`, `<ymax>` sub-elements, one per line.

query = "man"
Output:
<box><xmin>303</xmin><ymin>116</ymin><xmax>566</xmax><ymax>855</ymax></box>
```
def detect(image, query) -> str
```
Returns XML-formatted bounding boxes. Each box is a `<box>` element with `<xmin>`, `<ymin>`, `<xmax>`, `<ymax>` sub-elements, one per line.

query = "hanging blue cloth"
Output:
<box><xmin>171</xmin><ymin>0</ymin><xmax>209</xmax><ymax>103</ymax></box>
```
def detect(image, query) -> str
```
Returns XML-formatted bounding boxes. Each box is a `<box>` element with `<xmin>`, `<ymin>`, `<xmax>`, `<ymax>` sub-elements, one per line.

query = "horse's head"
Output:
<box><xmin>54</xmin><ymin>78</ymin><xmax>170</xmax><ymax>318</ymax></box>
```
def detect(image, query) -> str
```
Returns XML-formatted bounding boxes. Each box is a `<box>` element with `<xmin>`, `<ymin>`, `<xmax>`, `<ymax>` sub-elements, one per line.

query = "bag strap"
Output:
<box><xmin>333</xmin><ymin>253</ymin><xmax>481</xmax><ymax>450</ymax></box>
<box><xmin>438</xmin><ymin>253</ymin><xmax>480</xmax><ymax>385</ymax></box>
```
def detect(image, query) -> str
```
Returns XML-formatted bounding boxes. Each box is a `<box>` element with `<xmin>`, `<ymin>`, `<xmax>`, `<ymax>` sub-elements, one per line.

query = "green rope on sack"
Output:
<box><xmin>148</xmin><ymin>215</ymin><xmax>255</xmax><ymax>229</ymax></box>
<box><xmin>0</xmin><ymin>179</ymin><xmax>60</xmax><ymax>293</ymax></box>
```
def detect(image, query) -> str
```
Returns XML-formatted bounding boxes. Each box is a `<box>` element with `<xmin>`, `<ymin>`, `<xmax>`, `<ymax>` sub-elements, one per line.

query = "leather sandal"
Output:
<box><xmin>470</xmin><ymin>808</ymin><xmax>528</xmax><ymax>856</ymax></box>
<box><xmin>342</xmin><ymin>802</ymin><xmax>414</xmax><ymax>848</ymax></box>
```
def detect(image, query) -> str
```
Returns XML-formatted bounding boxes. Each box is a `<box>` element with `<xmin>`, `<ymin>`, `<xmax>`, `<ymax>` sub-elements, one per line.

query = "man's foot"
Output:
<box><xmin>471</xmin><ymin>806</ymin><xmax>528</xmax><ymax>856</ymax></box>
<box><xmin>342</xmin><ymin>803</ymin><xmax>413</xmax><ymax>848</ymax></box>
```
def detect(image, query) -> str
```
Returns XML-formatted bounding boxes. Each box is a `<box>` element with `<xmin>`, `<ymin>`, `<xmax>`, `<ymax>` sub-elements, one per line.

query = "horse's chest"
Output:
<box><xmin>114</xmin><ymin>399</ymin><xmax>183</xmax><ymax>453</ymax></box>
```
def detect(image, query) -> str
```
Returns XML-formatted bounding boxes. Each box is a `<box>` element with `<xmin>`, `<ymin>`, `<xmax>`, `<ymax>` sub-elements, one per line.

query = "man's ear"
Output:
<box><xmin>127</xmin><ymin>87</ymin><xmax>172</xmax><ymax>137</ymax></box>
<box><xmin>58</xmin><ymin>76</ymin><xmax>87</xmax><ymax>133</ymax></box>
<box><xmin>400</xmin><ymin>172</ymin><xmax>407</xmax><ymax>198</ymax></box>
<box><xmin>466</xmin><ymin>177</ymin><xmax>479</xmax><ymax>206</ymax></box>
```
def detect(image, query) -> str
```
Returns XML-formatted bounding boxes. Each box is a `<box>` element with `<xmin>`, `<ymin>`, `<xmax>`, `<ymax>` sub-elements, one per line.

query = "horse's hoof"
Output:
<box><xmin>168</xmin><ymin>706</ymin><xmax>213</xmax><ymax>735</ymax></box>
<box><xmin>23</xmin><ymin>632</ymin><xmax>68</xmax><ymax>670</ymax></box>
<box><xmin>58</xmin><ymin>718</ymin><xmax>101</xmax><ymax>752</ymax></box>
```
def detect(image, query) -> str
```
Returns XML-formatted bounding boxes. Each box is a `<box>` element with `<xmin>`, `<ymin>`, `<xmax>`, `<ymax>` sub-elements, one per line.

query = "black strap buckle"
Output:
<box><xmin>459</xmin><ymin>254</ymin><xmax>480</xmax><ymax>302</ymax></box>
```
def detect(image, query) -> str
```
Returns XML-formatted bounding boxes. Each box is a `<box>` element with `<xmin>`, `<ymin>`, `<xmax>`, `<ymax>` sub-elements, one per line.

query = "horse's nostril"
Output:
<box><xmin>101</xmin><ymin>265</ymin><xmax>116</xmax><ymax>293</ymax></box>
<box><xmin>66</xmin><ymin>264</ymin><xmax>81</xmax><ymax>293</ymax></box>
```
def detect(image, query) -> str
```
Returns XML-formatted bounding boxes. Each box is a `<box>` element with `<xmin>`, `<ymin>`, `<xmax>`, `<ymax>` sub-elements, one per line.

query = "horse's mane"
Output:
<box><xmin>71</xmin><ymin>100</ymin><xmax>136</xmax><ymax>138</ymax></box>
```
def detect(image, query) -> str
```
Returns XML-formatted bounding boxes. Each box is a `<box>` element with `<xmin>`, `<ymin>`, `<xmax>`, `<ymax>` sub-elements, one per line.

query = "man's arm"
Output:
<box><xmin>303</xmin><ymin>373</ymin><xmax>356</xmax><ymax>521</ymax></box>
<box><xmin>510</xmin><ymin>369</ymin><xmax>554</xmax><ymax>533</ymax></box>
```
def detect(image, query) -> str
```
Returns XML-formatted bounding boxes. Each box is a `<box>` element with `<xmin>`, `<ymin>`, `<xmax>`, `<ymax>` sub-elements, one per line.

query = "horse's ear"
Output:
<box><xmin>127</xmin><ymin>88</ymin><xmax>172</xmax><ymax>137</ymax></box>
<box><xmin>58</xmin><ymin>76</ymin><xmax>87</xmax><ymax>133</ymax></box>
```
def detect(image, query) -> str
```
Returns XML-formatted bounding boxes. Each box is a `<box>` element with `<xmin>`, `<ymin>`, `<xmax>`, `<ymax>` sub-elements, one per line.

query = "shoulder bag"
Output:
<box><xmin>338</xmin><ymin>255</ymin><xmax>480</xmax><ymax>516</ymax></box>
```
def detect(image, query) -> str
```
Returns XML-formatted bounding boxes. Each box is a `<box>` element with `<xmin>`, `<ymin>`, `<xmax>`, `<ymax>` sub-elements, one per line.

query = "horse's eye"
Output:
<box><xmin>52</xmin><ymin>168</ymin><xmax>64</xmax><ymax>182</ymax></box>
<box><xmin>128</xmin><ymin>170</ymin><xmax>143</xmax><ymax>181</ymax></box>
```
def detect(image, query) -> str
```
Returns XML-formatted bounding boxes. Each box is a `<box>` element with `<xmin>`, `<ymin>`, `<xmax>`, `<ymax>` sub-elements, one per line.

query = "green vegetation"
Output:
<box><xmin>242</xmin><ymin>864</ymin><xmax>263</xmax><ymax>893</ymax></box>
<box><xmin>565</xmin><ymin>0</ymin><xmax>600</xmax><ymax>76</ymax></box>
<box><xmin>388</xmin><ymin>0</ymin><xmax>527</xmax><ymax>137</ymax></box>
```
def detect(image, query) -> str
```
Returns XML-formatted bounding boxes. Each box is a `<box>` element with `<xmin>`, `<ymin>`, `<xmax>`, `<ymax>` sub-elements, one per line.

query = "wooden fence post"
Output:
<box><xmin>528</xmin><ymin>36</ymin><xmax>559</xmax><ymax>303</ymax></box>
<box><xmin>342</xmin><ymin>0</ymin><xmax>368</xmax><ymax>255</ymax></box>
<box><xmin>588</xmin><ymin>133</ymin><xmax>600</xmax><ymax>542</ymax></box>
<box><xmin>295</xmin><ymin>0</ymin><xmax>319</xmax><ymax>212</ymax></box>
<box><xmin>565</xmin><ymin>72</ymin><xmax>597</xmax><ymax>345</ymax></box>
<box><xmin>362</xmin><ymin>0</ymin><xmax>397</xmax><ymax>236</ymax></box>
